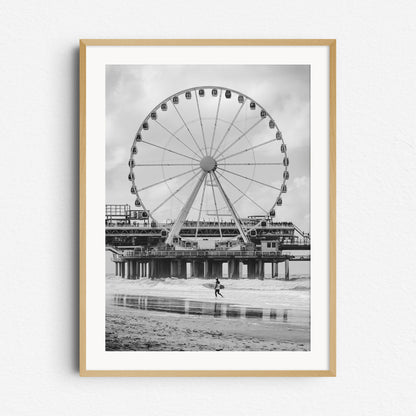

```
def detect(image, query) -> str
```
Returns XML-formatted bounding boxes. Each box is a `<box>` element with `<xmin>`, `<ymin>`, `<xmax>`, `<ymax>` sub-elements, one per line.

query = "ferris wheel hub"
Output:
<box><xmin>200</xmin><ymin>155</ymin><xmax>217</xmax><ymax>172</ymax></box>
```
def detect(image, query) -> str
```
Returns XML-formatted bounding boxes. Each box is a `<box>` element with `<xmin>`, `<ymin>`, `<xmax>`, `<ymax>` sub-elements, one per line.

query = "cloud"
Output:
<box><xmin>294</xmin><ymin>175</ymin><xmax>308</xmax><ymax>189</ymax></box>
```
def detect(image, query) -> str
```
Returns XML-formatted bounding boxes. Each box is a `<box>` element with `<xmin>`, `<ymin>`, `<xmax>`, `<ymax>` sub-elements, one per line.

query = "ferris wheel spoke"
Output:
<box><xmin>195</xmin><ymin>175</ymin><xmax>208</xmax><ymax>238</ymax></box>
<box><xmin>211</xmin><ymin>171</ymin><xmax>248</xmax><ymax>242</ymax></box>
<box><xmin>212</xmin><ymin>100</ymin><xmax>246</xmax><ymax>158</ymax></box>
<box><xmin>154</xmin><ymin>120</ymin><xmax>203</xmax><ymax>159</ymax></box>
<box><xmin>171</xmin><ymin>100</ymin><xmax>205</xmax><ymax>157</ymax></box>
<box><xmin>209</xmin><ymin>172</ymin><xmax>223</xmax><ymax>240</ymax></box>
<box><xmin>141</xmin><ymin>140</ymin><xmax>200</xmax><ymax>162</ymax></box>
<box><xmin>216</xmin><ymin>170</ymin><xmax>269</xmax><ymax>215</ymax></box>
<box><xmin>151</xmin><ymin>170</ymin><xmax>201</xmax><ymax>214</ymax></box>
<box><xmin>137</xmin><ymin>167</ymin><xmax>197</xmax><ymax>192</ymax></box>
<box><xmin>208</xmin><ymin>89</ymin><xmax>222</xmax><ymax>156</ymax></box>
<box><xmin>135</xmin><ymin>162</ymin><xmax>198</xmax><ymax>167</ymax></box>
<box><xmin>217</xmin><ymin>166</ymin><xmax>282</xmax><ymax>192</ymax></box>
<box><xmin>219</xmin><ymin>162</ymin><xmax>283</xmax><ymax>166</ymax></box>
<box><xmin>217</xmin><ymin>138</ymin><xmax>278</xmax><ymax>162</ymax></box>
<box><xmin>215</xmin><ymin>118</ymin><xmax>264</xmax><ymax>159</ymax></box>
<box><xmin>195</xmin><ymin>91</ymin><xmax>208</xmax><ymax>154</ymax></box>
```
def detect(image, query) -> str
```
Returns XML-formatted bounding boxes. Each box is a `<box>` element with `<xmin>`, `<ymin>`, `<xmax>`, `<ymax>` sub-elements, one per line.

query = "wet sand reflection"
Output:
<box><xmin>112</xmin><ymin>294</ymin><xmax>290</xmax><ymax>322</ymax></box>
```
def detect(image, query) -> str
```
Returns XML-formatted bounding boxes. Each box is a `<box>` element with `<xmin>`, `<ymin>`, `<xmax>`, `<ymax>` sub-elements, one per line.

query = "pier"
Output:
<box><xmin>106</xmin><ymin>205</ymin><xmax>310</xmax><ymax>280</ymax></box>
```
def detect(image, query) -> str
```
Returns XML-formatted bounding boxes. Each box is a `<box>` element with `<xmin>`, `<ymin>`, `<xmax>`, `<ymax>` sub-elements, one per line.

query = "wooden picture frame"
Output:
<box><xmin>80</xmin><ymin>39</ymin><xmax>336</xmax><ymax>377</ymax></box>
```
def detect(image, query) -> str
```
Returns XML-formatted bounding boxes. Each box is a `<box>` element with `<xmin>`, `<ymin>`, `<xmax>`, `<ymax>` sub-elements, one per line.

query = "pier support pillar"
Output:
<box><xmin>227</xmin><ymin>260</ymin><xmax>233</xmax><ymax>278</ymax></box>
<box><xmin>149</xmin><ymin>260</ymin><xmax>156</xmax><ymax>278</ymax></box>
<box><xmin>272</xmin><ymin>261</ymin><xmax>278</xmax><ymax>278</ymax></box>
<box><xmin>211</xmin><ymin>261</ymin><xmax>217</xmax><ymax>278</ymax></box>
<box><xmin>204</xmin><ymin>260</ymin><xmax>212</xmax><ymax>279</ymax></box>
<box><xmin>196</xmin><ymin>261</ymin><xmax>204</xmax><ymax>277</ymax></box>
<box><xmin>170</xmin><ymin>260</ymin><xmax>178</xmax><ymax>277</ymax></box>
<box><xmin>228</xmin><ymin>260</ymin><xmax>240</xmax><ymax>279</ymax></box>
<box><xmin>192</xmin><ymin>261</ymin><xmax>203</xmax><ymax>277</ymax></box>
<box><xmin>177</xmin><ymin>260</ymin><xmax>187</xmax><ymax>278</ymax></box>
<box><xmin>247</xmin><ymin>260</ymin><xmax>256</xmax><ymax>279</ymax></box>
<box><xmin>121</xmin><ymin>262</ymin><xmax>125</xmax><ymax>278</ymax></box>
<box><xmin>130</xmin><ymin>261</ymin><xmax>134</xmax><ymax>279</ymax></box>
<box><xmin>165</xmin><ymin>260</ymin><xmax>172</xmax><ymax>277</ymax></box>
<box><xmin>212</xmin><ymin>261</ymin><xmax>222</xmax><ymax>278</ymax></box>
<box><xmin>159</xmin><ymin>260</ymin><xmax>164</xmax><ymax>278</ymax></box>
<box><xmin>115</xmin><ymin>263</ymin><xmax>119</xmax><ymax>277</ymax></box>
<box><xmin>285</xmin><ymin>259</ymin><xmax>290</xmax><ymax>281</ymax></box>
<box><xmin>257</xmin><ymin>260</ymin><xmax>264</xmax><ymax>279</ymax></box>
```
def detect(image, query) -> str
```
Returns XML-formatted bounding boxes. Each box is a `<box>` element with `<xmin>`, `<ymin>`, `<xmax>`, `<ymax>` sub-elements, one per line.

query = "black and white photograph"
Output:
<box><xmin>105</xmin><ymin>65</ymin><xmax>311</xmax><ymax>352</ymax></box>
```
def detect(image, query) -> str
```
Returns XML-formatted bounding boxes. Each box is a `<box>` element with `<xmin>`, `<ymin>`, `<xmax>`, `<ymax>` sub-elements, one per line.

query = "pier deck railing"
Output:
<box><xmin>114</xmin><ymin>250</ymin><xmax>310</xmax><ymax>261</ymax></box>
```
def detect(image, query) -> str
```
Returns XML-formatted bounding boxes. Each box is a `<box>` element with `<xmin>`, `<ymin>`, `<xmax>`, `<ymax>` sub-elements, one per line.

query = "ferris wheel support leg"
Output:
<box><xmin>166</xmin><ymin>172</ymin><xmax>207</xmax><ymax>245</ymax></box>
<box><xmin>211</xmin><ymin>172</ymin><xmax>248</xmax><ymax>243</ymax></box>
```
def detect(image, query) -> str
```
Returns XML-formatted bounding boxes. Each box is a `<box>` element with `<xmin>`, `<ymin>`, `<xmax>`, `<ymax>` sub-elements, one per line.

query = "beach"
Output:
<box><xmin>106</xmin><ymin>275</ymin><xmax>310</xmax><ymax>351</ymax></box>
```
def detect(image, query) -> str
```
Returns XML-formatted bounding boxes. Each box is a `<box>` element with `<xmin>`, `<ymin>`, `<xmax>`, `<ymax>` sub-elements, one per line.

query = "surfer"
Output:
<box><xmin>214</xmin><ymin>278</ymin><xmax>224</xmax><ymax>298</ymax></box>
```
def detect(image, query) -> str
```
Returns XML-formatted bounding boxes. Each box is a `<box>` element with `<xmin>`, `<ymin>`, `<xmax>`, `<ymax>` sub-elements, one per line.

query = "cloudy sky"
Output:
<box><xmin>106</xmin><ymin>65</ymin><xmax>310</xmax><ymax>233</ymax></box>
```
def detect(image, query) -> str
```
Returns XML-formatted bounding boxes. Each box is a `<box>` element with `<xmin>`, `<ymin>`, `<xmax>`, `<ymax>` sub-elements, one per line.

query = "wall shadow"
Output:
<box><xmin>70</xmin><ymin>46</ymin><xmax>79</xmax><ymax>373</ymax></box>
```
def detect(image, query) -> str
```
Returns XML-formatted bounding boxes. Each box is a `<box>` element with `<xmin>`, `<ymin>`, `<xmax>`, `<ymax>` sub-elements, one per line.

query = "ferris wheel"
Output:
<box><xmin>128</xmin><ymin>86</ymin><xmax>289</xmax><ymax>244</ymax></box>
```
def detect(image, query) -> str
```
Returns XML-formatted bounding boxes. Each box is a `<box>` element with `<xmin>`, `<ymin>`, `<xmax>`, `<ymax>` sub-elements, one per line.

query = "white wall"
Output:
<box><xmin>1</xmin><ymin>1</ymin><xmax>415</xmax><ymax>414</ymax></box>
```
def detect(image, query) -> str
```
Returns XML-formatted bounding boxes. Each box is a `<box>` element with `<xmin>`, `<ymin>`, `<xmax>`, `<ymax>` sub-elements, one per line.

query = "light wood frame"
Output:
<box><xmin>79</xmin><ymin>39</ymin><xmax>336</xmax><ymax>377</ymax></box>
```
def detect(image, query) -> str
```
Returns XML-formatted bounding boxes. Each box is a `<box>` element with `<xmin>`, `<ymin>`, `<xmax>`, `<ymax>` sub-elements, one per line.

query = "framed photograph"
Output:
<box><xmin>79</xmin><ymin>39</ymin><xmax>336</xmax><ymax>376</ymax></box>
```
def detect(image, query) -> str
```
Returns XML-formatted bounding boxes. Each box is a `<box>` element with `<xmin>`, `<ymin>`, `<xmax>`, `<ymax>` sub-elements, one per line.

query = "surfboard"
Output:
<box><xmin>203</xmin><ymin>283</ymin><xmax>225</xmax><ymax>289</ymax></box>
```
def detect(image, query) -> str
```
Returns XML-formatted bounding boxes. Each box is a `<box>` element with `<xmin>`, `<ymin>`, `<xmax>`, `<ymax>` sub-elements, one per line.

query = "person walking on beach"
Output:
<box><xmin>214</xmin><ymin>278</ymin><xmax>224</xmax><ymax>298</ymax></box>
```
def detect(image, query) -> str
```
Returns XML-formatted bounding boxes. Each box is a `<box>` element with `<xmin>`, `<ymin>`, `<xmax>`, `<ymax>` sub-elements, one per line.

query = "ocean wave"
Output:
<box><xmin>286</xmin><ymin>285</ymin><xmax>310</xmax><ymax>291</ymax></box>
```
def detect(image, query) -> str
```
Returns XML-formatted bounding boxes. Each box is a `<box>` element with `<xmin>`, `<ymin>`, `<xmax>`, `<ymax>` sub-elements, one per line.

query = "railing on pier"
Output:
<box><xmin>116</xmin><ymin>249</ymin><xmax>310</xmax><ymax>261</ymax></box>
